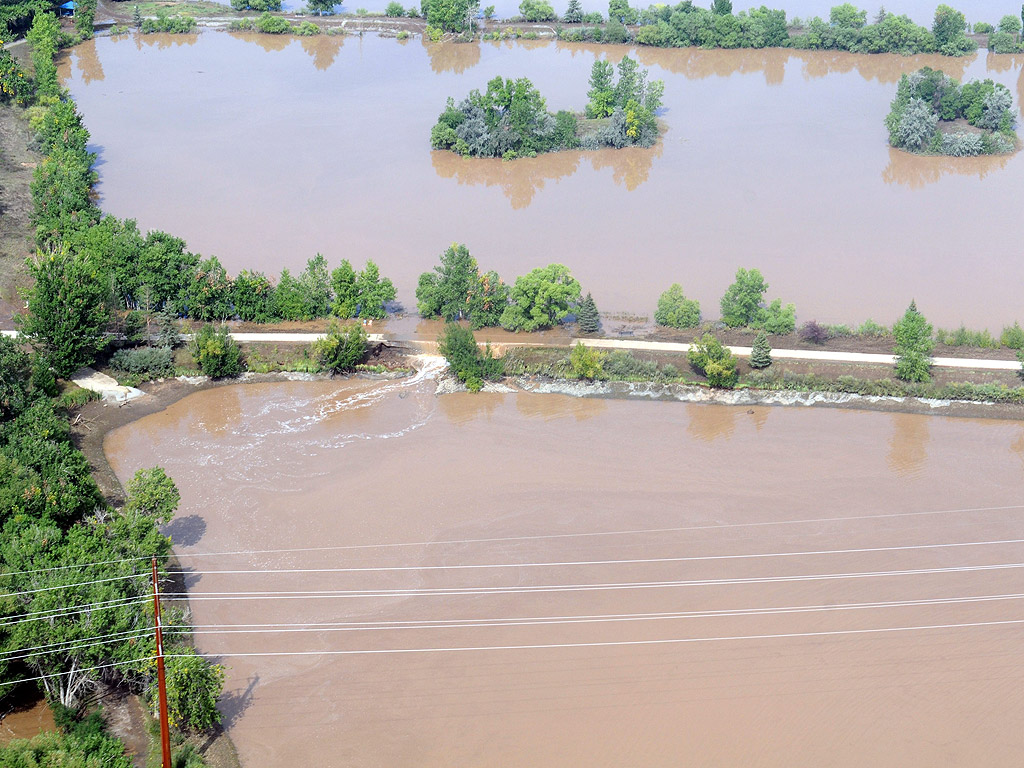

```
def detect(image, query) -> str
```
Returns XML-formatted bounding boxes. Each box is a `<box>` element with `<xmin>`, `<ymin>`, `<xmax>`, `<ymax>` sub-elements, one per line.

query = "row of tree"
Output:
<box><xmin>654</xmin><ymin>268</ymin><xmax>797</xmax><ymax>334</ymax></box>
<box><xmin>430</xmin><ymin>57</ymin><xmax>663</xmax><ymax>159</ymax></box>
<box><xmin>886</xmin><ymin>67</ymin><xmax>1017</xmax><ymax>156</ymax></box>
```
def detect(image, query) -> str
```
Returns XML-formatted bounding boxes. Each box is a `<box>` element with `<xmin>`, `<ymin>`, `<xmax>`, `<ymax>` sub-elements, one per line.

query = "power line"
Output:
<box><xmin>0</xmin><ymin>630</ymin><xmax>152</xmax><ymax>663</ymax></box>
<box><xmin>2</xmin><ymin>573</ymin><xmax>148</xmax><ymax>598</ymax></box>
<box><xmin>0</xmin><ymin>596</ymin><xmax>151</xmax><ymax>628</ymax></box>
<box><xmin>1</xmin><ymin>502</ymin><xmax>1020</xmax><ymax>577</ymax></box>
<box><xmin>0</xmin><ymin>657</ymin><xmax>155</xmax><ymax>689</ymax></box>
<box><xmin>163</xmin><ymin>561</ymin><xmax>1024</xmax><ymax>601</ymax></box>
<box><xmin>167</xmin><ymin>537</ymin><xmax>1024</xmax><ymax>576</ymax></box>
<box><xmin>163</xmin><ymin>618</ymin><xmax>1024</xmax><ymax>659</ymax></box>
<box><xmin>167</xmin><ymin>503</ymin><xmax>1024</xmax><ymax>560</ymax></box>
<box><xmin>166</xmin><ymin>592</ymin><xmax>1024</xmax><ymax>636</ymax></box>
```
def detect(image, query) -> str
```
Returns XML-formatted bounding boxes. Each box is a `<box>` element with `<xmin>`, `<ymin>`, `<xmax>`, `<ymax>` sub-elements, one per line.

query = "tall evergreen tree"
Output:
<box><xmin>576</xmin><ymin>293</ymin><xmax>601</xmax><ymax>334</ymax></box>
<box><xmin>893</xmin><ymin>300</ymin><xmax>934</xmax><ymax>382</ymax></box>
<box><xmin>750</xmin><ymin>330</ymin><xmax>772</xmax><ymax>369</ymax></box>
<box><xmin>562</xmin><ymin>0</ymin><xmax>582</xmax><ymax>23</ymax></box>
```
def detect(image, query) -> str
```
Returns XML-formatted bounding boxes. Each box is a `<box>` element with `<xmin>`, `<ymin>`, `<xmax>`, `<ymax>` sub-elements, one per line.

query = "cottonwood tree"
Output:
<box><xmin>655</xmin><ymin>284</ymin><xmax>700</xmax><ymax>329</ymax></box>
<box><xmin>500</xmin><ymin>264</ymin><xmax>581</xmax><ymax>332</ymax></box>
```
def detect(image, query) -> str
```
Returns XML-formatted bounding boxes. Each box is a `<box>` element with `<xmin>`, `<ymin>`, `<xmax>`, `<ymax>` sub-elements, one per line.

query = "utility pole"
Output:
<box><xmin>151</xmin><ymin>557</ymin><xmax>172</xmax><ymax>768</ymax></box>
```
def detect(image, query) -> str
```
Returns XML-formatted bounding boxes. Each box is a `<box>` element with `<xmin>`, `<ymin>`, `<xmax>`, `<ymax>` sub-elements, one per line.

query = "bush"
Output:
<box><xmin>110</xmin><ymin>346</ymin><xmax>175</xmax><ymax>378</ymax></box>
<box><xmin>518</xmin><ymin>0</ymin><xmax>555</xmax><ymax>21</ymax></box>
<box><xmin>856</xmin><ymin>318</ymin><xmax>888</xmax><ymax>337</ymax></box>
<box><xmin>313</xmin><ymin>322</ymin><xmax>367</xmax><ymax>373</ymax></box>
<box><xmin>569</xmin><ymin>342</ymin><xmax>603</xmax><ymax>380</ymax></box>
<box><xmin>799</xmin><ymin>320</ymin><xmax>828</xmax><ymax>344</ymax></box>
<box><xmin>163</xmin><ymin>647</ymin><xmax>225</xmax><ymax>733</ymax></box>
<box><xmin>140</xmin><ymin>15</ymin><xmax>197</xmax><ymax>33</ymax></box>
<box><xmin>0</xmin><ymin>50</ymin><xmax>33</xmax><ymax>106</ymax></box>
<box><xmin>256</xmin><ymin>12</ymin><xmax>292</xmax><ymax>33</ymax></box>
<box><xmin>654</xmin><ymin>284</ymin><xmax>700</xmax><ymax>329</ymax></box>
<box><xmin>973</xmin><ymin>22</ymin><xmax>994</xmax><ymax>33</ymax></box>
<box><xmin>934</xmin><ymin>325</ymin><xmax>999</xmax><ymax>348</ymax></box>
<box><xmin>385</xmin><ymin>0</ymin><xmax>405</xmax><ymax>14</ymax></box>
<box><xmin>753</xmin><ymin>299</ymin><xmax>796</xmax><ymax>334</ymax></box>
<box><xmin>687</xmin><ymin>333</ymin><xmax>738</xmax><ymax>388</ymax></box>
<box><xmin>438</xmin><ymin>323</ymin><xmax>503</xmax><ymax>391</ymax></box>
<box><xmin>1001</xmin><ymin>322</ymin><xmax>1024</xmax><ymax>349</ymax></box>
<box><xmin>601</xmin><ymin>350</ymin><xmax>659</xmax><ymax>380</ymax></box>
<box><xmin>293</xmin><ymin>20</ymin><xmax>321</xmax><ymax>34</ymax></box>
<box><xmin>189</xmin><ymin>325</ymin><xmax>243</xmax><ymax>378</ymax></box>
<box><xmin>825</xmin><ymin>324</ymin><xmax>853</xmax><ymax>338</ymax></box>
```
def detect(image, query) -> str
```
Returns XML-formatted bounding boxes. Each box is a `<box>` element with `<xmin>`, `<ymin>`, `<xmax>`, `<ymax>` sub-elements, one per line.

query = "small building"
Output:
<box><xmin>59</xmin><ymin>1</ymin><xmax>76</xmax><ymax>17</ymax></box>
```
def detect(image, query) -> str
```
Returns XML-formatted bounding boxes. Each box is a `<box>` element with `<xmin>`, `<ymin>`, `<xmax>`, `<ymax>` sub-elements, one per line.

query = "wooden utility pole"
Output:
<box><xmin>151</xmin><ymin>557</ymin><xmax>172</xmax><ymax>768</ymax></box>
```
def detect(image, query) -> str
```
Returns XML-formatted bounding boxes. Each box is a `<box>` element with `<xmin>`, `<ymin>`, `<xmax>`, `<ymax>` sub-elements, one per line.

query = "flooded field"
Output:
<box><xmin>105</xmin><ymin>376</ymin><xmax>1024</xmax><ymax>767</ymax></box>
<box><xmin>61</xmin><ymin>34</ymin><xmax>1024</xmax><ymax>330</ymax></box>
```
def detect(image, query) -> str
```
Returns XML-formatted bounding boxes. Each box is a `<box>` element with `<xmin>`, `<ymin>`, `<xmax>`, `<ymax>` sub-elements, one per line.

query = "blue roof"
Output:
<box><xmin>60</xmin><ymin>1</ymin><xmax>76</xmax><ymax>8</ymax></box>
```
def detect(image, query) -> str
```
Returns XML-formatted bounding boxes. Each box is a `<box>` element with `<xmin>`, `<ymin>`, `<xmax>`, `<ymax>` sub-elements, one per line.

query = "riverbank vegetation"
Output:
<box><xmin>430</xmin><ymin>57</ymin><xmax>663</xmax><ymax>158</ymax></box>
<box><xmin>886</xmin><ymin>67</ymin><xmax>1018</xmax><ymax>156</ymax></box>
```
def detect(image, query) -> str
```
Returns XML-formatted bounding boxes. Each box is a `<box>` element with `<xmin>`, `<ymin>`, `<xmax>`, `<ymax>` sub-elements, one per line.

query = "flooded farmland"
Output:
<box><xmin>61</xmin><ymin>34</ymin><xmax>1024</xmax><ymax>329</ymax></box>
<box><xmin>105</xmin><ymin>376</ymin><xmax>1024</xmax><ymax>767</ymax></box>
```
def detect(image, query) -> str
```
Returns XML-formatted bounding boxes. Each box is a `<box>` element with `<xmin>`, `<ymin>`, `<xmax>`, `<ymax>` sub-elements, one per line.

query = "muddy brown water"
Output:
<box><xmin>104</xmin><ymin>374</ymin><xmax>1024</xmax><ymax>767</ymax></box>
<box><xmin>60</xmin><ymin>35</ymin><xmax>1024</xmax><ymax>330</ymax></box>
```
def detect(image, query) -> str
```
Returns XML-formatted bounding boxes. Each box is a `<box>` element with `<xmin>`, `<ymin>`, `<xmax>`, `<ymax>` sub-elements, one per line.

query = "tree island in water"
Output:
<box><xmin>430</xmin><ymin>56</ymin><xmax>665</xmax><ymax>159</ymax></box>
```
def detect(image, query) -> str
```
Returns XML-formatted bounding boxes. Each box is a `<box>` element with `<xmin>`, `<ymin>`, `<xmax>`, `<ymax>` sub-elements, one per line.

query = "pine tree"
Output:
<box><xmin>893</xmin><ymin>300</ymin><xmax>934</xmax><ymax>383</ymax></box>
<box><xmin>563</xmin><ymin>0</ymin><xmax>582</xmax><ymax>23</ymax></box>
<box><xmin>576</xmin><ymin>293</ymin><xmax>601</xmax><ymax>334</ymax></box>
<box><xmin>750</xmin><ymin>330</ymin><xmax>772</xmax><ymax>369</ymax></box>
<box><xmin>133</xmin><ymin>5</ymin><xmax>143</xmax><ymax>27</ymax></box>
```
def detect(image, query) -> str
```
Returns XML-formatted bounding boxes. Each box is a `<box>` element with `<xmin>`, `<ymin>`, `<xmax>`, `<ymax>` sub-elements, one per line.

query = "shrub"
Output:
<box><xmin>109</xmin><ymin>346</ymin><xmax>175</xmax><ymax>378</ymax></box>
<box><xmin>1001</xmin><ymin>322</ymin><xmax>1024</xmax><ymax>349</ymax></box>
<box><xmin>0</xmin><ymin>50</ymin><xmax>33</xmax><ymax>106</ymax></box>
<box><xmin>687</xmin><ymin>333</ymin><xmax>738</xmax><ymax>388</ymax></box>
<box><xmin>140</xmin><ymin>14</ymin><xmax>197</xmax><ymax>33</ymax></box>
<box><xmin>934</xmin><ymin>325</ymin><xmax>999</xmax><ymax>348</ymax></box>
<box><xmin>826</xmin><ymin>324</ymin><xmax>853</xmax><ymax>338</ymax></box>
<box><xmin>385</xmin><ymin>0</ymin><xmax>405</xmax><ymax>14</ymax></box>
<box><xmin>518</xmin><ymin>0</ymin><xmax>556</xmax><ymax>21</ymax></box>
<box><xmin>294</xmin><ymin>20</ymin><xmax>321</xmax><ymax>34</ymax></box>
<box><xmin>569</xmin><ymin>342</ymin><xmax>603</xmax><ymax>380</ymax></box>
<box><xmin>256</xmin><ymin>12</ymin><xmax>292</xmax><ymax>33</ymax></box>
<box><xmin>601</xmin><ymin>350</ymin><xmax>659</xmax><ymax>380</ymax></box>
<box><xmin>973</xmin><ymin>22</ymin><xmax>994</xmax><ymax>33</ymax></box>
<box><xmin>749</xmin><ymin>330</ymin><xmax>772</xmax><ymax>369</ymax></box>
<box><xmin>856</xmin><ymin>318</ymin><xmax>888</xmax><ymax>337</ymax></box>
<box><xmin>654</xmin><ymin>284</ymin><xmax>700</xmax><ymax>329</ymax></box>
<box><xmin>162</xmin><ymin>647</ymin><xmax>225</xmax><ymax>733</ymax></box>
<box><xmin>753</xmin><ymin>299</ymin><xmax>796</xmax><ymax>334</ymax></box>
<box><xmin>438</xmin><ymin>323</ymin><xmax>503</xmax><ymax>391</ymax></box>
<box><xmin>313</xmin><ymin>321</ymin><xmax>367</xmax><ymax>373</ymax></box>
<box><xmin>189</xmin><ymin>325</ymin><xmax>243</xmax><ymax>378</ymax></box>
<box><xmin>580</xmin><ymin>11</ymin><xmax>603</xmax><ymax>23</ymax></box>
<box><xmin>799</xmin><ymin>320</ymin><xmax>828</xmax><ymax>344</ymax></box>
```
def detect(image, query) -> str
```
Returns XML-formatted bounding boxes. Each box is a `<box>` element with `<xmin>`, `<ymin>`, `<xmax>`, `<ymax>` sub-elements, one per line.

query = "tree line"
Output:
<box><xmin>430</xmin><ymin>56</ymin><xmax>663</xmax><ymax>159</ymax></box>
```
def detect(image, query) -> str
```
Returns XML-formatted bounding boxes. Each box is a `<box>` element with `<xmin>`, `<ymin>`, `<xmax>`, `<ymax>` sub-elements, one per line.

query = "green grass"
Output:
<box><xmin>132</xmin><ymin>0</ymin><xmax>232</xmax><ymax>18</ymax></box>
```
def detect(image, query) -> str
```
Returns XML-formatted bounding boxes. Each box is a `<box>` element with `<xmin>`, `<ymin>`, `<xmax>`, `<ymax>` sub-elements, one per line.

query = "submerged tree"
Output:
<box><xmin>500</xmin><ymin>264</ymin><xmax>581</xmax><ymax>332</ymax></box>
<box><xmin>417</xmin><ymin>243</ymin><xmax>506</xmax><ymax>328</ymax></box>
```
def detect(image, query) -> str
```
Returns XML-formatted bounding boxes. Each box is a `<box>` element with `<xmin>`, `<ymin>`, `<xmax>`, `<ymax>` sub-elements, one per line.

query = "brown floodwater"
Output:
<box><xmin>60</xmin><ymin>35</ymin><xmax>1024</xmax><ymax>329</ymax></box>
<box><xmin>104</xmin><ymin>374</ymin><xmax>1024</xmax><ymax>767</ymax></box>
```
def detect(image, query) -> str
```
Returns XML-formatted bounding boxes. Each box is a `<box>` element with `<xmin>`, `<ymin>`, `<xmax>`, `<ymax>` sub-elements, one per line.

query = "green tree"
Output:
<box><xmin>829</xmin><ymin>3</ymin><xmax>866</xmax><ymax>28</ymax></box>
<box><xmin>999</xmin><ymin>13</ymin><xmax>1022</xmax><ymax>35</ymax></box>
<box><xmin>719</xmin><ymin>267</ymin><xmax>767</xmax><ymax>328</ymax></box>
<box><xmin>687</xmin><ymin>332</ymin><xmax>738</xmax><ymax>388</ymax></box>
<box><xmin>17</xmin><ymin>249</ymin><xmax>110</xmax><ymax>378</ymax></box>
<box><xmin>75</xmin><ymin>0</ymin><xmax>97</xmax><ymax>38</ymax></box>
<box><xmin>355</xmin><ymin>260</ymin><xmax>396</xmax><ymax>320</ymax></box>
<box><xmin>26</xmin><ymin>12</ymin><xmax>60</xmax><ymax>98</ymax></box>
<box><xmin>417</xmin><ymin>243</ymin><xmax>505</xmax><ymax>328</ymax></box>
<box><xmin>438</xmin><ymin>323</ymin><xmax>503</xmax><ymax>391</ymax></box>
<box><xmin>562</xmin><ymin>0</ymin><xmax>581</xmax><ymax>22</ymax></box>
<box><xmin>586</xmin><ymin>60</ymin><xmax>616</xmax><ymax>118</ymax></box>
<box><xmin>163</xmin><ymin>647</ymin><xmax>225</xmax><ymax>732</ymax></box>
<box><xmin>0</xmin><ymin>335</ymin><xmax>35</xmax><ymax>421</ymax></box>
<box><xmin>710</xmin><ymin>0</ymin><xmax>731</xmax><ymax>15</ymax></box>
<box><xmin>181</xmin><ymin>255</ymin><xmax>233</xmax><ymax>322</ymax></box>
<box><xmin>749</xmin><ymin>330</ymin><xmax>772</xmax><ymax>368</ymax></box>
<box><xmin>274</xmin><ymin>268</ymin><xmax>305</xmax><ymax>321</ymax></box>
<box><xmin>569</xmin><ymin>341</ymin><xmax>603</xmax><ymax>379</ymax></box>
<box><xmin>608</xmin><ymin>0</ymin><xmax>636</xmax><ymax>23</ymax></box>
<box><xmin>232</xmin><ymin>270</ymin><xmax>277</xmax><ymax>323</ymax></box>
<box><xmin>576</xmin><ymin>293</ymin><xmax>600</xmax><ymax>333</ymax></box>
<box><xmin>313</xmin><ymin>321</ymin><xmax>367</xmax><ymax>372</ymax></box>
<box><xmin>654</xmin><ymin>284</ymin><xmax>700</xmax><ymax>329</ymax></box>
<box><xmin>385</xmin><ymin>1</ymin><xmax>405</xmax><ymax>15</ymax></box>
<box><xmin>500</xmin><ymin>264</ymin><xmax>581</xmax><ymax>332</ymax></box>
<box><xmin>892</xmin><ymin>300</ymin><xmax>934</xmax><ymax>382</ymax></box>
<box><xmin>331</xmin><ymin>260</ymin><xmax>358</xmax><ymax>318</ymax></box>
<box><xmin>189</xmin><ymin>325</ymin><xmax>243</xmax><ymax>378</ymax></box>
<box><xmin>427</xmin><ymin>0</ymin><xmax>470</xmax><ymax>32</ymax></box>
<box><xmin>519</xmin><ymin>0</ymin><xmax>555</xmax><ymax>20</ymax></box>
<box><xmin>299</xmin><ymin>253</ymin><xmax>332</xmax><ymax>319</ymax></box>
<box><xmin>932</xmin><ymin>4</ymin><xmax>975</xmax><ymax>54</ymax></box>
<box><xmin>125</xmin><ymin>467</ymin><xmax>180</xmax><ymax>523</ymax></box>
